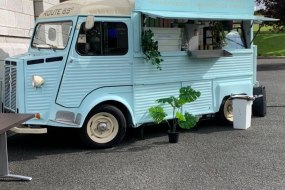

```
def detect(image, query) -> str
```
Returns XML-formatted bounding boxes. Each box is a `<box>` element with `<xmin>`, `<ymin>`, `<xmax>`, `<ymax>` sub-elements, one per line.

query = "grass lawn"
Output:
<box><xmin>253</xmin><ymin>24</ymin><xmax>273</xmax><ymax>33</ymax></box>
<box><xmin>254</xmin><ymin>33</ymin><xmax>285</xmax><ymax>56</ymax></box>
<box><xmin>253</xmin><ymin>24</ymin><xmax>285</xmax><ymax>56</ymax></box>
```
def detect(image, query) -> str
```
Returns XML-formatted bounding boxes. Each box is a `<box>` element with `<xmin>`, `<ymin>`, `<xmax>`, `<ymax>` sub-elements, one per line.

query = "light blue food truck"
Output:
<box><xmin>3</xmin><ymin>0</ymin><xmax>275</xmax><ymax>148</ymax></box>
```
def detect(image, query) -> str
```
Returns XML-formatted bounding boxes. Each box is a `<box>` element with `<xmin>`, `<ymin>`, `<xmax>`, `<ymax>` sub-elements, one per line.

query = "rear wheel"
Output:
<box><xmin>217</xmin><ymin>97</ymin><xmax>234</xmax><ymax>126</ymax></box>
<box><xmin>80</xmin><ymin>105</ymin><xmax>126</xmax><ymax>148</ymax></box>
<box><xmin>252</xmin><ymin>86</ymin><xmax>267</xmax><ymax>117</ymax></box>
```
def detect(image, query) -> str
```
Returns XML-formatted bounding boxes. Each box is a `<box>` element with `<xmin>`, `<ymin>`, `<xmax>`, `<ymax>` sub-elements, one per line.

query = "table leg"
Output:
<box><xmin>0</xmin><ymin>132</ymin><xmax>32</xmax><ymax>181</ymax></box>
<box><xmin>0</xmin><ymin>132</ymin><xmax>9</xmax><ymax>176</ymax></box>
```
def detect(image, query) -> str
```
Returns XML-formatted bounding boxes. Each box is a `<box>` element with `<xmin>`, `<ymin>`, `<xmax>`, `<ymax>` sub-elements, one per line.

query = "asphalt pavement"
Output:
<box><xmin>258</xmin><ymin>57</ymin><xmax>285</xmax><ymax>64</ymax></box>
<box><xmin>1</xmin><ymin>59</ymin><xmax>285</xmax><ymax>190</ymax></box>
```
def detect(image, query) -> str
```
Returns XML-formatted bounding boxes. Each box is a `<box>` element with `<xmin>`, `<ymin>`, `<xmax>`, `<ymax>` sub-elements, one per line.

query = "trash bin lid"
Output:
<box><xmin>230</xmin><ymin>95</ymin><xmax>255</xmax><ymax>101</ymax></box>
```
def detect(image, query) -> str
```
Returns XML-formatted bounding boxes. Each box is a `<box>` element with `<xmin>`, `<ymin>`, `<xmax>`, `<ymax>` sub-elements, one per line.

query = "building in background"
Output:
<box><xmin>0</xmin><ymin>0</ymin><xmax>64</xmax><ymax>91</ymax></box>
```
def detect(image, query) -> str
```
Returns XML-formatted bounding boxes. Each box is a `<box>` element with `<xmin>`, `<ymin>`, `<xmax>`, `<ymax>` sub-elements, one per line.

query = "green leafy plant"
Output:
<box><xmin>148</xmin><ymin>86</ymin><xmax>201</xmax><ymax>132</ymax></box>
<box><xmin>142</xmin><ymin>29</ymin><xmax>164</xmax><ymax>70</ymax></box>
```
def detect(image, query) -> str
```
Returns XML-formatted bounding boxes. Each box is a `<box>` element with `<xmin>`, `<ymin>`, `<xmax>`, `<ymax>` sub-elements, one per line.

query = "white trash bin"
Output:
<box><xmin>231</xmin><ymin>95</ymin><xmax>255</xmax><ymax>129</ymax></box>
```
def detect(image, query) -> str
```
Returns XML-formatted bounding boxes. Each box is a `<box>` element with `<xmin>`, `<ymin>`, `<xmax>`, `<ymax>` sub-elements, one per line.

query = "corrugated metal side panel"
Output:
<box><xmin>134</xmin><ymin>83</ymin><xmax>180</xmax><ymax>124</ymax></box>
<box><xmin>134</xmin><ymin>80</ymin><xmax>213</xmax><ymax>124</ymax></box>
<box><xmin>182</xmin><ymin>80</ymin><xmax>213</xmax><ymax>115</ymax></box>
<box><xmin>57</xmin><ymin>57</ymin><xmax>132</xmax><ymax>107</ymax></box>
<box><xmin>206</xmin><ymin>55</ymin><xmax>253</xmax><ymax>77</ymax></box>
<box><xmin>133</xmin><ymin>50</ymin><xmax>253</xmax><ymax>124</ymax></box>
<box><xmin>134</xmin><ymin>51</ymin><xmax>253</xmax><ymax>84</ymax></box>
<box><xmin>252</xmin><ymin>45</ymin><xmax>257</xmax><ymax>84</ymax></box>
<box><xmin>25</xmin><ymin>63</ymin><xmax>59</xmax><ymax>113</ymax></box>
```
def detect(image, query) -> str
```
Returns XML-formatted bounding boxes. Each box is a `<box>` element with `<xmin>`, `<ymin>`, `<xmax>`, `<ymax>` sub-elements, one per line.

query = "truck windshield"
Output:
<box><xmin>32</xmin><ymin>21</ymin><xmax>72</xmax><ymax>50</ymax></box>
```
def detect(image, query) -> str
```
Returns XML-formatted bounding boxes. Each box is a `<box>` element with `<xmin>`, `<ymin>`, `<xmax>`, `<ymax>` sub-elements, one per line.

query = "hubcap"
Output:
<box><xmin>87</xmin><ymin>112</ymin><xmax>119</xmax><ymax>144</ymax></box>
<box><xmin>98</xmin><ymin>122</ymin><xmax>108</xmax><ymax>132</ymax></box>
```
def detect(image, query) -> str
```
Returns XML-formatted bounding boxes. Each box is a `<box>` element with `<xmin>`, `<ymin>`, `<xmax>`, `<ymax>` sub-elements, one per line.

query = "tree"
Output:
<box><xmin>256</xmin><ymin>0</ymin><xmax>285</xmax><ymax>31</ymax></box>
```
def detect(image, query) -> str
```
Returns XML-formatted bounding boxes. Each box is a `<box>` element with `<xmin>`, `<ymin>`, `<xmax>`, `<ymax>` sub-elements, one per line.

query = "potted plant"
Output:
<box><xmin>142</xmin><ymin>29</ymin><xmax>163</xmax><ymax>70</ymax></box>
<box><xmin>148</xmin><ymin>86</ymin><xmax>201</xmax><ymax>143</ymax></box>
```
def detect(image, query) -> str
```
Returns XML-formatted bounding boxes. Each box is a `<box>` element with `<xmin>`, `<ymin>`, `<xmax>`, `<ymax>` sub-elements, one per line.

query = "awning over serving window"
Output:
<box><xmin>139</xmin><ymin>10</ymin><xmax>279</xmax><ymax>22</ymax></box>
<box><xmin>253</xmin><ymin>16</ymin><xmax>279</xmax><ymax>23</ymax></box>
<box><xmin>135</xmin><ymin>0</ymin><xmax>278</xmax><ymax>22</ymax></box>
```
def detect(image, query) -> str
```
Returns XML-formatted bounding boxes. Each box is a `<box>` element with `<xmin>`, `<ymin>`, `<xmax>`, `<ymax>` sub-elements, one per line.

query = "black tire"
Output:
<box><xmin>80</xmin><ymin>105</ymin><xmax>126</xmax><ymax>149</ymax></box>
<box><xmin>217</xmin><ymin>97</ymin><xmax>234</xmax><ymax>126</ymax></box>
<box><xmin>252</xmin><ymin>86</ymin><xmax>267</xmax><ymax>117</ymax></box>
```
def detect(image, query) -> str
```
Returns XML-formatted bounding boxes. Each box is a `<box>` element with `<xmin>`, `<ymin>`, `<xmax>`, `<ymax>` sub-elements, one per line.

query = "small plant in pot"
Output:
<box><xmin>148</xmin><ymin>86</ymin><xmax>201</xmax><ymax>143</ymax></box>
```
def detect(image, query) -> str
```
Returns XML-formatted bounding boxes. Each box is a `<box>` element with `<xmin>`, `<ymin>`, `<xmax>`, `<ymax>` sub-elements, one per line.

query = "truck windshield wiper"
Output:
<box><xmin>32</xmin><ymin>42</ymin><xmax>40</xmax><ymax>50</ymax></box>
<box><xmin>46</xmin><ymin>43</ymin><xmax>58</xmax><ymax>51</ymax></box>
<box><xmin>32</xmin><ymin>42</ymin><xmax>57</xmax><ymax>50</ymax></box>
<box><xmin>32</xmin><ymin>36</ymin><xmax>58</xmax><ymax>50</ymax></box>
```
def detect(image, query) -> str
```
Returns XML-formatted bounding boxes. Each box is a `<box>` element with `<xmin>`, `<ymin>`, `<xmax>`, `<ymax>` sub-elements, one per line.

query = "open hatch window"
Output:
<box><xmin>142</xmin><ymin>16</ymin><xmax>251</xmax><ymax>53</ymax></box>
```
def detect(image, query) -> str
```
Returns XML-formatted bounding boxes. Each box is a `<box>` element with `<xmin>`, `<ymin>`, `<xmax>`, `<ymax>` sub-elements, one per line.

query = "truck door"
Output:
<box><xmin>56</xmin><ymin>17</ymin><xmax>132</xmax><ymax>108</ymax></box>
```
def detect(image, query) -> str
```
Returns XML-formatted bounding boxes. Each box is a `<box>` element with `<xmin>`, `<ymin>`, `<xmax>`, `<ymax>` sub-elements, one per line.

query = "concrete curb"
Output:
<box><xmin>258</xmin><ymin>56</ymin><xmax>285</xmax><ymax>59</ymax></box>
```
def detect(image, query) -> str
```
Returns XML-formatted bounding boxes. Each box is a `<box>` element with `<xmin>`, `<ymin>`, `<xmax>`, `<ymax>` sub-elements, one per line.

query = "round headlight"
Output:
<box><xmin>32</xmin><ymin>75</ymin><xmax>45</xmax><ymax>88</ymax></box>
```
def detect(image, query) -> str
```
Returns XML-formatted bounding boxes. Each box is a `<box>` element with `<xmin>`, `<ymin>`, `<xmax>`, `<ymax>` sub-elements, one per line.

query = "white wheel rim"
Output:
<box><xmin>223</xmin><ymin>99</ymin><xmax>233</xmax><ymax>122</ymax></box>
<box><xmin>86</xmin><ymin>112</ymin><xmax>119</xmax><ymax>144</ymax></box>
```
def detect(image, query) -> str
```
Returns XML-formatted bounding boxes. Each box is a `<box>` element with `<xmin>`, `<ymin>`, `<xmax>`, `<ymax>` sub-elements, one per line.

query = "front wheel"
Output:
<box><xmin>80</xmin><ymin>105</ymin><xmax>126</xmax><ymax>148</ymax></box>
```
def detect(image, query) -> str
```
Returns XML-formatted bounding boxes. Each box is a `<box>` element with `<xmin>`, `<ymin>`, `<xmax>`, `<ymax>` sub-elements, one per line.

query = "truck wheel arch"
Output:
<box><xmin>89</xmin><ymin>100</ymin><xmax>134</xmax><ymax>128</ymax></box>
<box><xmin>79</xmin><ymin>96</ymin><xmax>135</xmax><ymax>128</ymax></box>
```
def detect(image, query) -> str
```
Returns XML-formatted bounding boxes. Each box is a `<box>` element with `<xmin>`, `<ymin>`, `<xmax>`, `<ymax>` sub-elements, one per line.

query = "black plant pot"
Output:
<box><xmin>168</xmin><ymin>131</ymin><xmax>179</xmax><ymax>143</ymax></box>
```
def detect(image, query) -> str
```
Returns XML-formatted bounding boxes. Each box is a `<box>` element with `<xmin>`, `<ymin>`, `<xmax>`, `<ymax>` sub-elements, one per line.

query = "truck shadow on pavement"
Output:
<box><xmin>97</xmin><ymin>120</ymin><xmax>234</xmax><ymax>154</ymax></box>
<box><xmin>257</xmin><ymin>63</ymin><xmax>285</xmax><ymax>71</ymax></box>
<box><xmin>7</xmin><ymin>119</ymin><xmax>234</xmax><ymax>161</ymax></box>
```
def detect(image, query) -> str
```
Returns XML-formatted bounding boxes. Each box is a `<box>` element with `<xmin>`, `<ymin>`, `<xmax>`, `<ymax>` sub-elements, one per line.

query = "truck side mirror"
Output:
<box><xmin>85</xmin><ymin>16</ymin><xmax>94</xmax><ymax>30</ymax></box>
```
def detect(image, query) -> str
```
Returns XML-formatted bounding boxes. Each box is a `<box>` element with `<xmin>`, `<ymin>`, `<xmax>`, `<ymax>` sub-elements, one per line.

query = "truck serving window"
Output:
<box><xmin>32</xmin><ymin>21</ymin><xmax>72</xmax><ymax>50</ymax></box>
<box><xmin>142</xmin><ymin>16</ymin><xmax>249</xmax><ymax>52</ymax></box>
<box><xmin>76</xmin><ymin>22</ymin><xmax>128</xmax><ymax>56</ymax></box>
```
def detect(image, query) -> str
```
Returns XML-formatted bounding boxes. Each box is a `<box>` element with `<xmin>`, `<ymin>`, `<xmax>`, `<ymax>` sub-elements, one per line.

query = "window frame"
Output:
<box><xmin>75</xmin><ymin>21</ymin><xmax>129</xmax><ymax>56</ymax></box>
<box><xmin>31</xmin><ymin>20</ymin><xmax>73</xmax><ymax>50</ymax></box>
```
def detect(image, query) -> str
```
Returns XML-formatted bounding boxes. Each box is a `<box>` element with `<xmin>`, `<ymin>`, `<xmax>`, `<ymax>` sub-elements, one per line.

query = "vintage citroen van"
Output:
<box><xmin>3</xmin><ymin>0</ymin><xmax>273</xmax><ymax>148</ymax></box>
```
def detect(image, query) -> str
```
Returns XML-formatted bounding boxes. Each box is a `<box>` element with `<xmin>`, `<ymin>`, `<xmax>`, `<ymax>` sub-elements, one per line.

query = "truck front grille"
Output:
<box><xmin>4</xmin><ymin>60</ymin><xmax>17</xmax><ymax>113</ymax></box>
